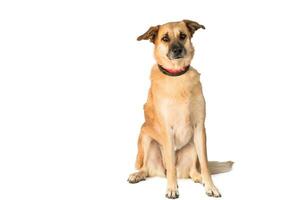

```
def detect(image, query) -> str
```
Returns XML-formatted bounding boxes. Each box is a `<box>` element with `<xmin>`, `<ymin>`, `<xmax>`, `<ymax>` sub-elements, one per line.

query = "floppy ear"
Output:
<box><xmin>137</xmin><ymin>25</ymin><xmax>160</xmax><ymax>43</ymax></box>
<box><xmin>183</xmin><ymin>19</ymin><xmax>205</xmax><ymax>37</ymax></box>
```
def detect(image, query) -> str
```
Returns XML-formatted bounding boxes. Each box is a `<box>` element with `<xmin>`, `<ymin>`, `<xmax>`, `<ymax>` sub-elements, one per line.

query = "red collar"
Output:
<box><xmin>158</xmin><ymin>64</ymin><xmax>190</xmax><ymax>76</ymax></box>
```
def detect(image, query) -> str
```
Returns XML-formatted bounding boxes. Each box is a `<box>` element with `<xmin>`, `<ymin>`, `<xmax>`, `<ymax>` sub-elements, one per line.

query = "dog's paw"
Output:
<box><xmin>204</xmin><ymin>184</ymin><xmax>221</xmax><ymax>198</ymax></box>
<box><xmin>127</xmin><ymin>171</ymin><xmax>147</xmax><ymax>184</ymax></box>
<box><xmin>165</xmin><ymin>188</ymin><xmax>179</xmax><ymax>199</ymax></box>
<box><xmin>192</xmin><ymin>176</ymin><xmax>202</xmax><ymax>183</ymax></box>
<box><xmin>190</xmin><ymin>172</ymin><xmax>202</xmax><ymax>183</ymax></box>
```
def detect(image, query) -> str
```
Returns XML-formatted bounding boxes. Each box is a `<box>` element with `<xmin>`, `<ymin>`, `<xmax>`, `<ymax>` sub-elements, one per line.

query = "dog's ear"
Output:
<box><xmin>137</xmin><ymin>25</ymin><xmax>160</xmax><ymax>43</ymax></box>
<box><xmin>183</xmin><ymin>19</ymin><xmax>205</xmax><ymax>37</ymax></box>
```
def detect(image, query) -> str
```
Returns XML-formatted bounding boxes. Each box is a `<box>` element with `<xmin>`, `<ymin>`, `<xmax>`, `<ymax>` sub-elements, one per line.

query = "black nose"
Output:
<box><xmin>172</xmin><ymin>46</ymin><xmax>183</xmax><ymax>55</ymax></box>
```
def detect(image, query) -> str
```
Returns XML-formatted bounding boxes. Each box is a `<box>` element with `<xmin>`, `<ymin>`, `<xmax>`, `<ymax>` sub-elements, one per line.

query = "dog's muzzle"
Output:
<box><xmin>167</xmin><ymin>43</ymin><xmax>186</xmax><ymax>60</ymax></box>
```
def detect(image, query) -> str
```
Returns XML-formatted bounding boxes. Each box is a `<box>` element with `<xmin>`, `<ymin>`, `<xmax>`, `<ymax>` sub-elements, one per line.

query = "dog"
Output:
<box><xmin>128</xmin><ymin>19</ymin><xmax>233</xmax><ymax>199</ymax></box>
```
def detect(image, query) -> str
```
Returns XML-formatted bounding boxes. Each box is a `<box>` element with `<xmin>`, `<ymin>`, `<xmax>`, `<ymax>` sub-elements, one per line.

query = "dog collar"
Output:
<box><xmin>157</xmin><ymin>64</ymin><xmax>190</xmax><ymax>77</ymax></box>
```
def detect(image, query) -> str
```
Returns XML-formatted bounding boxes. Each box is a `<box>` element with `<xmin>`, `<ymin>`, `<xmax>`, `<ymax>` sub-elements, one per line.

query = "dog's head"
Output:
<box><xmin>137</xmin><ymin>20</ymin><xmax>205</xmax><ymax>70</ymax></box>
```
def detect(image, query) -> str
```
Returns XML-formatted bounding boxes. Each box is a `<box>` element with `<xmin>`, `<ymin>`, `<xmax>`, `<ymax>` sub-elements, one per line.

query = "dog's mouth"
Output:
<box><xmin>167</xmin><ymin>52</ymin><xmax>186</xmax><ymax>60</ymax></box>
<box><xmin>169</xmin><ymin>55</ymin><xmax>184</xmax><ymax>60</ymax></box>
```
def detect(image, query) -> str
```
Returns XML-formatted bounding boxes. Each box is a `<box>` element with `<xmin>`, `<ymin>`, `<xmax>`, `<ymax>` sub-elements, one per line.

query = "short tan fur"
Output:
<box><xmin>128</xmin><ymin>20</ymin><xmax>233</xmax><ymax>199</ymax></box>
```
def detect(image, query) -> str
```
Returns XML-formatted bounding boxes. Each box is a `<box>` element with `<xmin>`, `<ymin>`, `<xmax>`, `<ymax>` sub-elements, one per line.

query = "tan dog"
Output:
<box><xmin>128</xmin><ymin>20</ymin><xmax>233</xmax><ymax>199</ymax></box>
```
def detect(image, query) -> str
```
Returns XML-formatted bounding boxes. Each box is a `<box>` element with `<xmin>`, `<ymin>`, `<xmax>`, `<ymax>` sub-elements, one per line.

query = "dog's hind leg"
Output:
<box><xmin>128</xmin><ymin>126</ymin><xmax>165</xmax><ymax>183</ymax></box>
<box><xmin>135</xmin><ymin>132</ymin><xmax>146</xmax><ymax>170</ymax></box>
<box><xmin>187</xmin><ymin>143</ymin><xmax>202</xmax><ymax>183</ymax></box>
<box><xmin>128</xmin><ymin>131</ymin><xmax>151</xmax><ymax>183</ymax></box>
<box><xmin>176</xmin><ymin>142</ymin><xmax>202</xmax><ymax>183</ymax></box>
<box><xmin>145</xmin><ymin>139</ymin><xmax>165</xmax><ymax>177</ymax></box>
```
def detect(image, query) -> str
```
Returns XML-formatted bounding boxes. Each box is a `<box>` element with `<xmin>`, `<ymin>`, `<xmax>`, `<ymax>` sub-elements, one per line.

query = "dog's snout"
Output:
<box><xmin>168</xmin><ymin>43</ymin><xmax>186</xmax><ymax>59</ymax></box>
<box><xmin>172</xmin><ymin>46</ymin><xmax>183</xmax><ymax>56</ymax></box>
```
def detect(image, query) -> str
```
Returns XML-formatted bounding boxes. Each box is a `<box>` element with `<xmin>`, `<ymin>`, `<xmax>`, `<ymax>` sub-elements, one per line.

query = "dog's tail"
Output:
<box><xmin>208</xmin><ymin>161</ymin><xmax>234</xmax><ymax>174</ymax></box>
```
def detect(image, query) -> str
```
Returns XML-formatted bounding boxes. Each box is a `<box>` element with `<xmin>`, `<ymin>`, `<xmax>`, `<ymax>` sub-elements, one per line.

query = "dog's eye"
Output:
<box><xmin>161</xmin><ymin>35</ymin><xmax>170</xmax><ymax>42</ymax></box>
<box><xmin>179</xmin><ymin>33</ymin><xmax>186</xmax><ymax>40</ymax></box>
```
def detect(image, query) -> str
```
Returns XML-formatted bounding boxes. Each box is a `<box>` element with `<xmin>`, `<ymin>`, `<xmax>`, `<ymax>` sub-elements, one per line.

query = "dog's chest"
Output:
<box><xmin>152</xmin><ymin>71</ymin><xmax>199</xmax><ymax>150</ymax></box>
<box><xmin>158</xmin><ymin>94</ymin><xmax>193</xmax><ymax>151</ymax></box>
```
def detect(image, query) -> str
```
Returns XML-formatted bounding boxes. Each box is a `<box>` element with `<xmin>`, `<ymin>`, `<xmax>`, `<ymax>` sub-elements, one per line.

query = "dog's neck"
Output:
<box><xmin>157</xmin><ymin>64</ymin><xmax>190</xmax><ymax>77</ymax></box>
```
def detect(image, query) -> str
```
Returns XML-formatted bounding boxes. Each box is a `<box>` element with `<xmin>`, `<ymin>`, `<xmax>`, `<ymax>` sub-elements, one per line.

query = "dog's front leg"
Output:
<box><xmin>163</xmin><ymin>129</ymin><xmax>179</xmax><ymax>199</ymax></box>
<box><xmin>194</xmin><ymin>124</ymin><xmax>221</xmax><ymax>198</ymax></box>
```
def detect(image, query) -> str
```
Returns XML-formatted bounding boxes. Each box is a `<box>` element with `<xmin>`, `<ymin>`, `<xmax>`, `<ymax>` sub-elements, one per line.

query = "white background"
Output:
<box><xmin>1</xmin><ymin>0</ymin><xmax>300</xmax><ymax>199</ymax></box>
